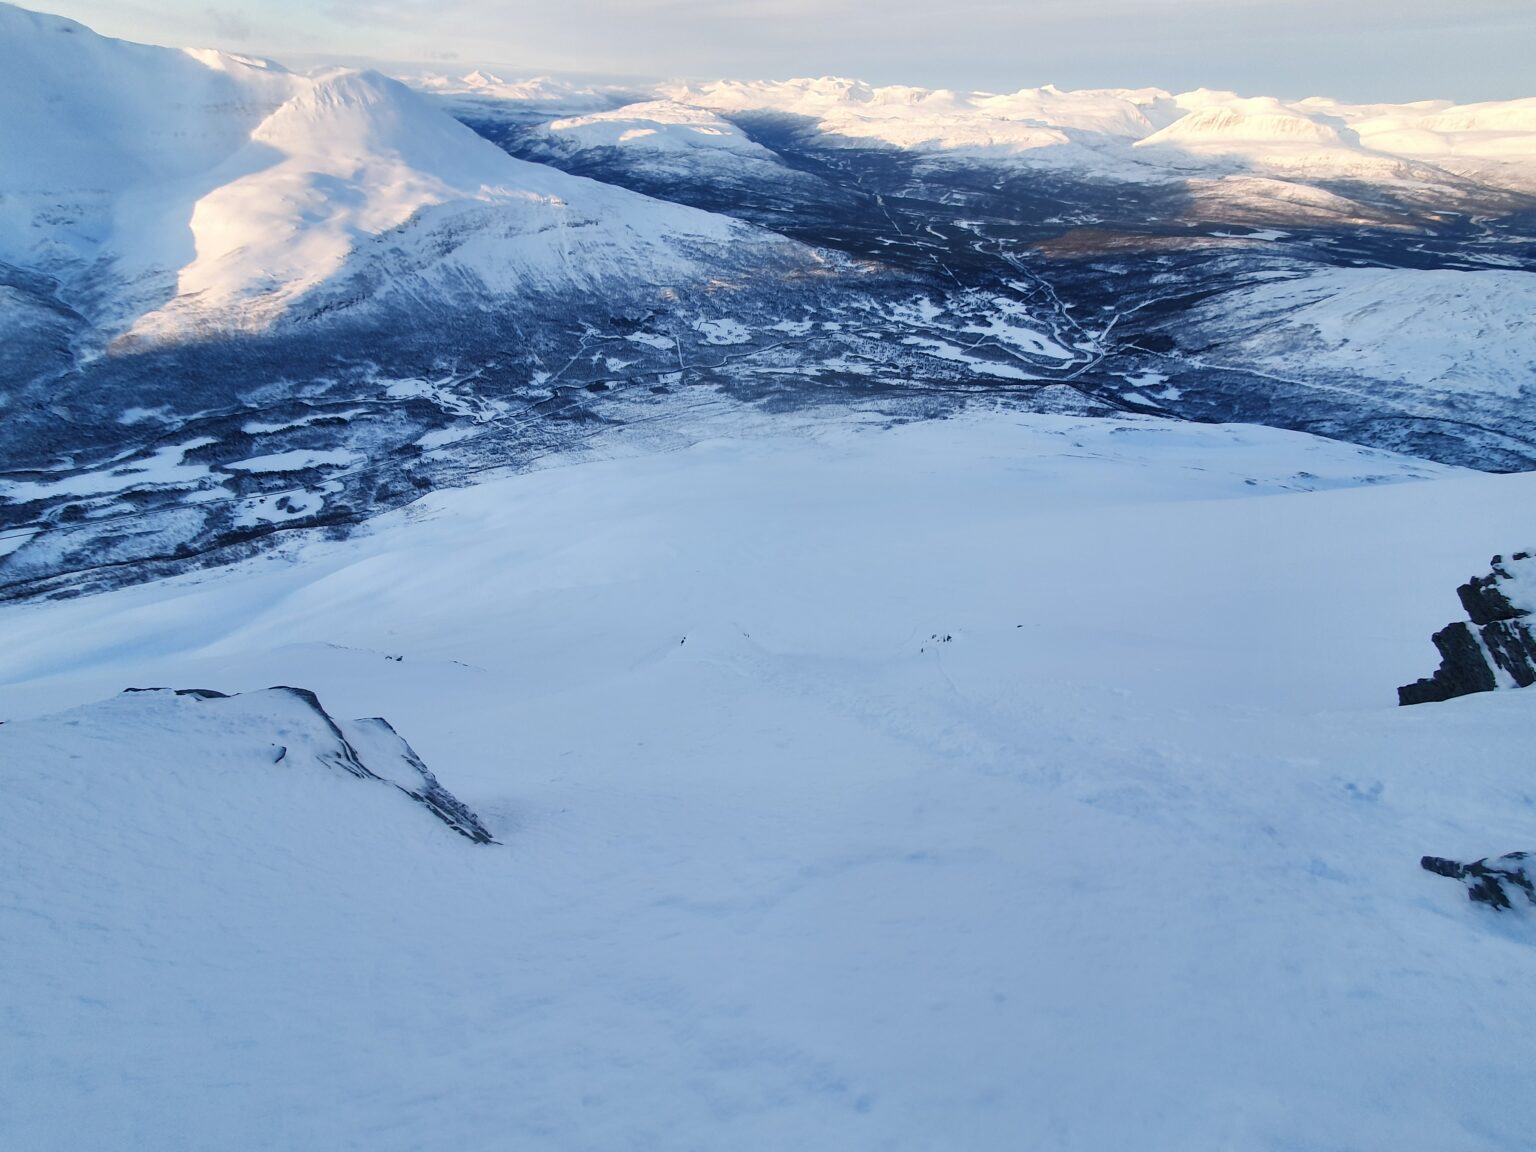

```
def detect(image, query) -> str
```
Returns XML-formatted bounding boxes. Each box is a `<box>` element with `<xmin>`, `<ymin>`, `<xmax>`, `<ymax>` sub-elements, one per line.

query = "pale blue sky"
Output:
<box><xmin>27</xmin><ymin>0</ymin><xmax>1536</xmax><ymax>101</ymax></box>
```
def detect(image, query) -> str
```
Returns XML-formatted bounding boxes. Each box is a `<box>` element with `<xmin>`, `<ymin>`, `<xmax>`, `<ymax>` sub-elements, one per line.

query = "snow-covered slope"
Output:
<box><xmin>1181</xmin><ymin>267</ymin><xmax>1536</xmax><ymax>400</ymax></box>
<box><xmin>518</xmin><ymin>98</ymin><xmax>828</xmax><ymax>197</ymax></box>
<box><xmin>413</xmin><ymin>68</ymin><xmax>627</xmax><ymax>115</ymax></box>
<box><xmin>3</xmin><ymin>411</ymin><xmax>1534</xmax><ymax>1149</ymax></box>
<box><xmin>542</xmin><ymin>99</ymin><xmax>781</xmax><ymax>160</ymax></box>
<box><xmin>0</xmin><ymin>4</ymin><xmax>816</xmax><ymax>348</ymax></box>
<box><xmin>1322</xmin><ymin>95</ymin><xmax>1536</xmax><ymax>190</ymax></box>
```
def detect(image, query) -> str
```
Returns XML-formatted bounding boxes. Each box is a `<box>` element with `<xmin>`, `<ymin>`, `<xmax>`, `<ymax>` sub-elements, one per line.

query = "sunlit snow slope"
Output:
<box><xmin>0</xmin><ymin>3</ymin><xmax>812</xmax><ymax>347</ymax></box>
<box><xmin>3</xmin><ymin>412</ymin><xmax>1534</xmax><ymax>1150</ymax></box>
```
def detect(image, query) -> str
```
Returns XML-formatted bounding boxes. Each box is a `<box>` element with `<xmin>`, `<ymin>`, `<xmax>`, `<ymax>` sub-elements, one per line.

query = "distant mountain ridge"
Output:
<box><xmin>0</xmin><ymin>3</ymin><xmax>820</xmax><ymax>350</ymax></box>
<box><xmin>668</xmin><ymin>78</ymin><xmax>1536</xmax><ymax>190</ymax></box>
<box><xmin>1</xmin><ymin>3</ymin><xmax>1533</xmax><ymax>600</ymax></box>
<box><xmin>421</xmin><ymin>70</ymin><xmax>1536</xmax><ymax>191</ymax></box>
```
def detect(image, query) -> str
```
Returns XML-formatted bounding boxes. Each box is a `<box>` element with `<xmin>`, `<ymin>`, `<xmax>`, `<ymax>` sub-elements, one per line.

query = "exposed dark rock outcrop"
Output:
<box><xmin>344</xmin><ymin>715</ymin><xmax>497</xmax><ymax>845</ymax></box>
<box><xmin>1422</xmin><ymin>852</ymin><xmax>1535</xmax><ymax>910</ymax></box>
<box><xmin>119</xmin><ymin>685</ymin><xmax>497</xmax><ymax>843</ymax></box>
<box><xmin>1398</xmin><ymin>551</ymin><xmax>1536</xmax><ymax>705</ymax></box>
<box><xmin>123</xmin><ymin>686</ymin><xmax>231</xmax><ymax>700</ymax></box>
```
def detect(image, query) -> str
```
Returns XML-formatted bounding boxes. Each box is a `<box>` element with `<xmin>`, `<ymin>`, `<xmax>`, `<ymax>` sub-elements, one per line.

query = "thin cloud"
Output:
<box><xmin>31</xmin><ymin>0</ymin><xmax>1536</xmax><ymax>101</ymax></box>
<box><xmin>203</xmin><ymin>6</ymin><xmax>252</xmax><ymax>41</ymax></box>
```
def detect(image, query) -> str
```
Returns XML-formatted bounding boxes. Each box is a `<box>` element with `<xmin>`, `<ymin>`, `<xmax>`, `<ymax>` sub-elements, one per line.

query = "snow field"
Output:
<box><xmin>2</xmin><ymin>411</ymin><xmax>1534</xmax><ymax>1149</ymax></box>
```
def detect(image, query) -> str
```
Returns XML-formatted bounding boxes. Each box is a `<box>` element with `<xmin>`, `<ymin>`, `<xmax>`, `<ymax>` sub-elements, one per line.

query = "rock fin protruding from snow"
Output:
<box><xmin>118</xmin><ymin>685</ymin><xmax>497</xmax><ymax>842</ymax></box>
<box><xmin>1422</xmin><ymin>852</ymin><xmax>1536</xmax><ymax>910</ymax></box>
<box><xmin>342</xmin><ymin>715</ymin><xmax>497</xmax><ymax>844</ymax></box>
<box><xmin>1398</xmin><ymin>552</ymin><xmax>1536</xmax><ymax>705</ymax></box>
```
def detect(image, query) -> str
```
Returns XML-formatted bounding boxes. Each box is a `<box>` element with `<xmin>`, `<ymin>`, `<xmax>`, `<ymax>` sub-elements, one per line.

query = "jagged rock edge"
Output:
<box><xmin>1398</xmin><ymin>551</ymin><xmax>1536</xmax><ymax>705</ymax></box>
<box><xmin>121</xmin><ymin>685</ymin><xmax>497</xmax><ymax>843</ymax></box>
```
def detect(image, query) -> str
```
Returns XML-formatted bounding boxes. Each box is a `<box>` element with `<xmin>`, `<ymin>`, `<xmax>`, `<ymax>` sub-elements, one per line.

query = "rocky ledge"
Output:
<box><xmin>119</xmin><ymin>685</ymin><xmax>496</xmax><ymax>842</ymax></box>
<box><xmin>1422</xmin><ymin>852</ymin><xmax>1535</xmax><ymax>910</ymax></box>
<box><xmin>1398</xmin><ymin>551</ymin><xmax>1536</xmax><ymax>705</ymax></box>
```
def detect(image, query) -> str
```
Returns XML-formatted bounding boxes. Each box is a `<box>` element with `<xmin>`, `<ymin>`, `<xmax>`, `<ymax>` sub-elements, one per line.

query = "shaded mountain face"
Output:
<box><xmin>1</xmin><ymin>4</ymin><xmax>1534</xmax><ymax>599</ymax></box>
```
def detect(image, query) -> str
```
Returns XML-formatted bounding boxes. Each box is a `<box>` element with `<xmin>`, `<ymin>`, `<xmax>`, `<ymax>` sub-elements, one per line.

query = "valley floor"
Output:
<box><xmin>2</xmin><ymin>409</ymin><xmax>1534</xmax><ymax>1150</ymax></box>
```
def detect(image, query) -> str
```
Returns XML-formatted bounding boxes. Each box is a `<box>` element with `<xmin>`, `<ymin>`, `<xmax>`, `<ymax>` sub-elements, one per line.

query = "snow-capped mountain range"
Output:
<box><xmin>653</xmin><ymin>76</ymin><xmax>1536</xmax><ymax>183</ymax></box>
<box><xmin>439</xmin><ymin>70</ymin><xmax>1536</xmax><ymax>191</ymax></box>
<box><xmin>1</xmin><ymin>2</ymin><xmax>1533</xmax><ymax>599</ymax></box>
<box><xmin>0</xmin><ymin>4</ymin><xmax>813</xmax><ymax>349</ymax></box>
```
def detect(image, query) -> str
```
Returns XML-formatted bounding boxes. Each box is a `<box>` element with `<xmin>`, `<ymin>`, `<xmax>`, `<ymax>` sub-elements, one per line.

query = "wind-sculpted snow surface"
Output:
<box><xmin>3</xmin><ymin>412</ymin><xmax>1535</xmax><ymax>1150</ymax></box>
